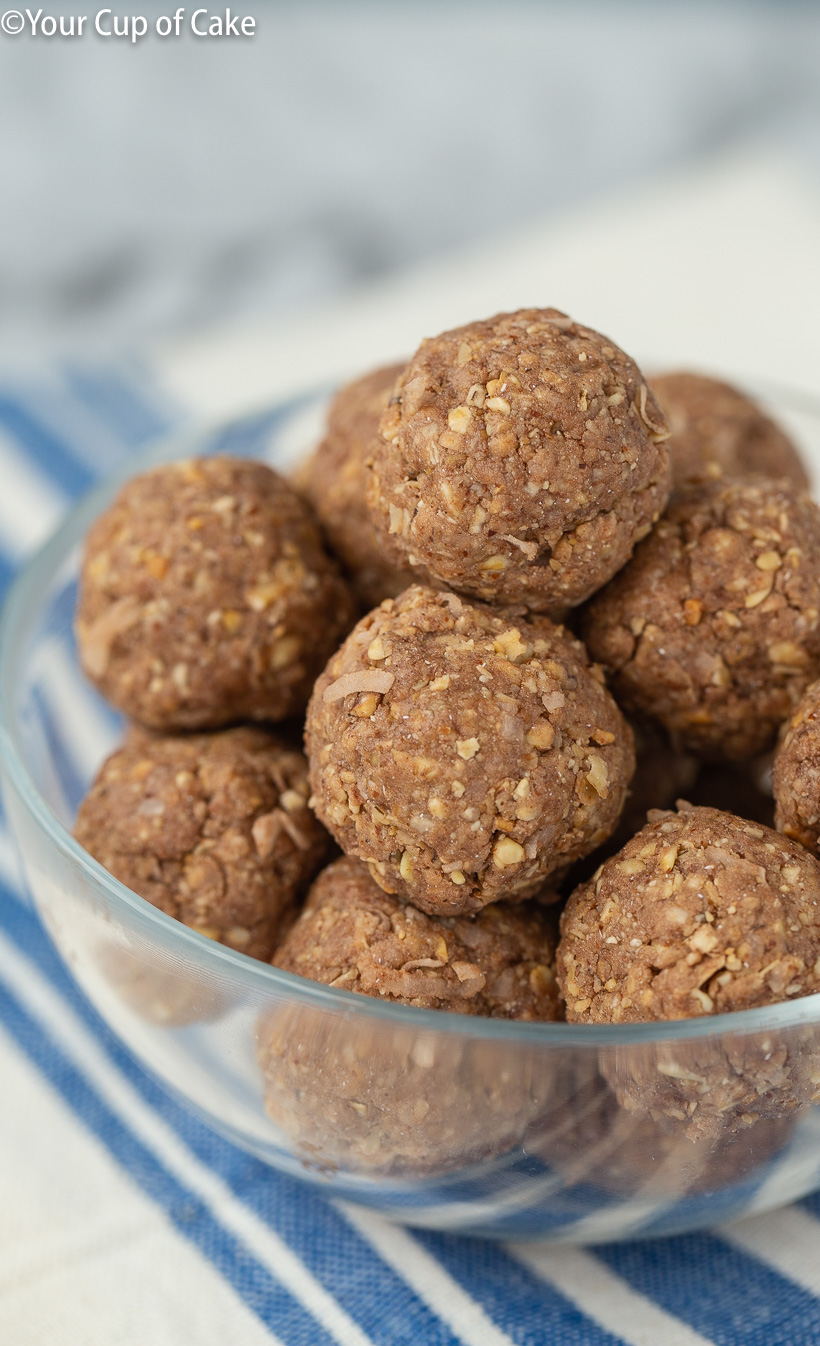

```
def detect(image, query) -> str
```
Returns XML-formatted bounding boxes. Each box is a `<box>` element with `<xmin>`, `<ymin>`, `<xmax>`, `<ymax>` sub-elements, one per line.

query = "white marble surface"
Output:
<box><xmin>155</xmin><ymin>146</ymin><xmax>820</xmax><ymax>416</ymax></box>
<box><xmin>2</xmin><ymin>1</ymin><xmax>819</xmax><ymax>358</ymax></box>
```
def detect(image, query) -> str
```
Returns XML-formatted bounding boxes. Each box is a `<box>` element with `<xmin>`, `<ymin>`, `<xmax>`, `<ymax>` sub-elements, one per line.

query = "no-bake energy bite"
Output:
<box><xmin>544</xmin><ymin>1072</ymin><xmax>793</xmax><ymax>1194</ymax></box>
<box><xmin>558</xmin><ymin>804</ymin><xmax>820</xmax><ymax>1134</ymax></box>
<box><xmin>76</xmin><ymin>456</ymin><xmax>355</xmax><ymax>729</ymax></box>
<box><xmin>582</xmin><ymin>477</ymin><xmax>820</xmax><ymax>759</ymax></box>
<box><xmin>773</xmin><ymin>678</ymin><xmax>820</xmax><ymax>850</ymax></box>
<box><xmin>303</xmin><ymin>363</ymin><xmax>420</xmax><ymax>609</ymax></box>
<box><xmin>258</xmin><ymin>1000</ymin><xmax>556</xmax><ymax>1174</ymax></box>
<box><xmin>272</xmin><ymin>855</ymin><xmax>561</xmax><ymax>1018</ymax></box>
<box><xmin>75</xmin><ymin>725</ymin><xmax>328</xmax><ymax>961</ymax></box>
<box><xmin>260</xmin><ymin>861</ymin><xmax>560</xmax><ymax>1174</ymax></box>
<box><xmin>306</xmin><ymin>585</ymin><xmax>635</xmax><ymax>916</ymax></box>
<box><xmin>652</xmin><ymin>371</ymin><xmax>809</xmax><ymax>494</ymax></box>
<box><xmin>367</xmin><ymin>308</ymin><xmax>672</xmax><ymax>612</ymax></box>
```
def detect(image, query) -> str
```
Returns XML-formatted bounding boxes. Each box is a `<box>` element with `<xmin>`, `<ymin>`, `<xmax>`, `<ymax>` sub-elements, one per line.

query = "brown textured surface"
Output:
<box><xmin>306</xmin><ymin>585</ymin><xmax>634</xmax><ymax>916</ymax></box>
<box><xmin>774</xmin><ymin>678</ymin><xmax>820</xmax><ymax>850</ymax></box>
<box><xmin>582</xmin><ymin>477</ymin><xmax>820</xmax><ymax>759</ymax></box>
<box><xmin>303</xmin><ymin>363</ymin><xmax>420</xmax><ymax>609</ymax></box>
<box><xmin>367</xmin><ymin>308</ymin><xmax>671</xmax><ymax>612</ymax></box>
<box><xmin>652</xmin><ymin>371</ymin><xmax>809</xmax><ymax>494</ymax></box>
<box><xmin>557</xmin><ymin>804</ymin><xmax>820</xmax><ymax>1136</ymax></box>
<box><xmin>75</xmin><ymin>725</ymin><xmax>329</xmax><ymax>961</ymax></box>
<box><xmin>272</xmin><ymin>855</ymin><xmax>561</xmax><ymax>1017</ymax></box>
<box><xmin>76</xmin><ymin>456</ymin><xmax>355</xmax><ymax>729</ymax></box>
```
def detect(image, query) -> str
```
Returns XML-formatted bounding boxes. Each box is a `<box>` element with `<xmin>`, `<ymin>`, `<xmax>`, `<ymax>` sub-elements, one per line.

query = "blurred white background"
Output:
<box><xmin>3</xmin><ymin>0</ymin><xmax>820</xmax><ymax>363</ymax></box>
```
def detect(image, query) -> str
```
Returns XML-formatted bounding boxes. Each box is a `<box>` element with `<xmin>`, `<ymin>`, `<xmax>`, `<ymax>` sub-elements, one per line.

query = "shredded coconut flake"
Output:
<box><xmin>501</xmin><ymin>534</ymin><xmax>539</xmax><ymax>560</ymax></box>
<box><xmin>638</xmin><ymin>384</ymin><xmax>671</xmax><ymax>440</ymax></box>
<box><xmin>79</xmin><ymin>597</ymin><xmax>142</xmax><ymax>678</ymax></box>
<box><xmin>323</xmin><ymin>670</ymin><xmax>395</xmax><ymax>703</ymax></box>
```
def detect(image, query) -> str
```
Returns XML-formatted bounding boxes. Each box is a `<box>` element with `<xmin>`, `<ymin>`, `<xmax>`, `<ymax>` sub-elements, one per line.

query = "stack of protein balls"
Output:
<box><xmin>74</xmin><ymin>308</ymin><xmax>820</xmax><ymax>1162</ymax></box>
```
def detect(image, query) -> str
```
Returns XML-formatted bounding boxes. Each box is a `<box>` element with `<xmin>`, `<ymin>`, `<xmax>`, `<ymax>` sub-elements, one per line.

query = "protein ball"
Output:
<box><xmin>582</xmin><ymin>477</ymin><xmax>820</xmax><ymax>759</ymax></box>
<box><xmin>306</xmin><ymin>585</ymin><xmax>635</xmax><ymax>916</ymax></box>
<box><xmin>651</xmin><ymin>371</ymin><xmax>808</xmax><ymax>494</ymax></box>
<box><xmin>367</xmin><ymin>308</ymin><xmax>671</xmax><ymax>612</ymax></box>
<box><xmin>773</xmin><ymin>678</ymin><xmax>820</xmax><ymax>850</ymax></box>
<box><xmin>272</xmin><ymin>855</ymin><xmax>561</xmax><ymax>1017</ymax></box>
<box><xmin>557</xmin><ymin>804</ymin><xmax>820</xmax><ymax>1135</ymax></box>
<box><xmin>95</xmin><ymin>942</ymin><xmax>230</xmax><ymax>1029</ymax></box>
<box><xmin>303</xmin><ymin>363</ymin><xmax>420</xmax><ymax>609</ymax></box>
<box><xmin>543</xmin><ymin>1073</ymin><xmax>793</xmax><ymax>1197</ymax></box>
<box><xmin>74</xmin><ymin>725</ymin><xmax>329</xmax><ymax>960</ymax></box>
<box><xmin>260</xmin><ymin>862</ymin><xmax>560</xmax><ymax>1175</ymax></box>
<box><xmin>76</xmin><ymin>456</ymin><xmax>355</xmax><ymax>728</ymax></box>
<box><xmin>258</xmin><ymin>1002</ymin><xmax>556</xmax><ymax>1175</ymax></box>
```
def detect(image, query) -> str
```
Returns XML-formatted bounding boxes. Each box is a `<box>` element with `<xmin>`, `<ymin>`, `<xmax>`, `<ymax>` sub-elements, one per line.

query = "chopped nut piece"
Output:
<box><xmin>526</xmin><ymin>720</ymin><xmax>555</xmax><ymax>750</ymax></box>
<box><xmin>756</xmin><ymin>551</ymin><xmax>782</xmax><ymax>571</ymax></box>
<box><xmin>353</xmin><ymin>693</ymin><xmax>380</xmax><ymax>717</ymax></box>
<box><xmin>493</xmin><ymin>628</ymin><xmax>532</xmax><ymax>663</ymax></box>
<box><xmin>768</xmin><ymin>642</ymin><xmax>808</xmax><ymax>667</ymax></box>
<box><xmin>493</xmin><ymin>837</ymin><xmax>525</xmax><ymax>867</ymax></box>
<box><xmin>447</xmin><ymin>406</ymin><xmax>471</xmax><ymax>434</ymax></box>
<box><xmin>585</xmin><ymin>754</ymin><xmax>610</xmax><ymax>798</ymax></box>
<box><xmin>279</xmin><ymin>789</ymin><xmax>307</xmax><ymax>814</ymax></box>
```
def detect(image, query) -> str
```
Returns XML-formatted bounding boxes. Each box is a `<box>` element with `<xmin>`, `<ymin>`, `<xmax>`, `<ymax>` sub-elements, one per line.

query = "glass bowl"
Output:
<box><xmin>3</xmin><ymin>382</ymin><xmax>820</xmax><ymax>1244</ymax></box>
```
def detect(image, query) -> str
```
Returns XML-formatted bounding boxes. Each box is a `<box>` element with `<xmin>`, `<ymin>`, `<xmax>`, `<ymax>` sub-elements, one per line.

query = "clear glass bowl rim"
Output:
<box><xmin>4</xmin><ymin>385</ymin><xmax>820</xmax><ymax>1048</ymax></box>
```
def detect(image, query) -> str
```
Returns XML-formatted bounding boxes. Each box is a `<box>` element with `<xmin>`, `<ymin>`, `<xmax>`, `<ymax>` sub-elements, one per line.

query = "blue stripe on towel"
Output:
<box><xmin>596</xmin><ymin>1232</ymin><xmax>820</xmax><ymax>1346</ymax></box>
<box><xmin>415</xmin><ymin>1229</ymin><xmax>627</xmax><ymax>1346</ymax></box>
<box><xmin>0</xmin><ymin>897</ymin><xmax>465</xmax><ymax>1346</ymax></box>
<box><xmin>64</xmin><ymin>364</ymin><xmax>176</xmax><ymax>449</ymax></box>
<box><xmin>0</xmin><ymin>977</ymin><xmax>342</xmax><ymax>1346</ymax></box>
<box><xmin>0</xmin><ymin>396</ymin><xmax>96</xmax><ymax>497</ymax></box>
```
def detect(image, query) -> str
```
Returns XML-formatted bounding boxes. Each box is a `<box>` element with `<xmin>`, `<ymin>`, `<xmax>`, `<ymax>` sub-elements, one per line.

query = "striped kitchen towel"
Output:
<box><xmin>1</xmin><ymin>362</ymin><xmax>820</xmax><ymax>1346</ymax></box>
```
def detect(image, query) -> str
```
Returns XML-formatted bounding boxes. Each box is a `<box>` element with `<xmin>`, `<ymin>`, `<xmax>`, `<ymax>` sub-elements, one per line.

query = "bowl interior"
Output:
<box><xmin>4</xmin><ymin>379</ymin><xmax>820</xmax><ymax>1240</ymax></box>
